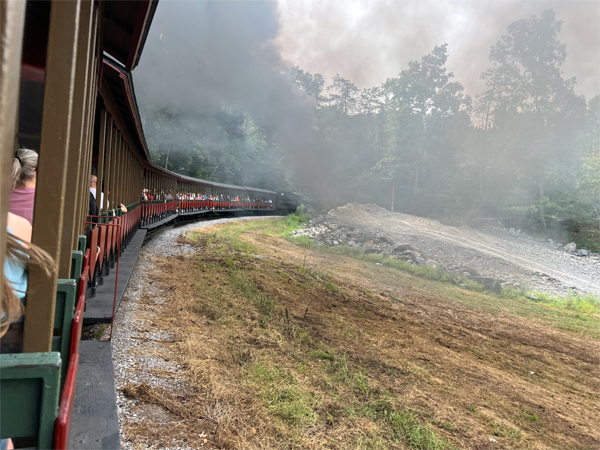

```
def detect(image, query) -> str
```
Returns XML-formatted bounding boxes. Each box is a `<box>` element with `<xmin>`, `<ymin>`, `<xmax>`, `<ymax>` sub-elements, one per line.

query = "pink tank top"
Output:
<box><xmin>10</xmin><ymin>188</ymin><xmax>35</xmax><ymax>225</ymax></box>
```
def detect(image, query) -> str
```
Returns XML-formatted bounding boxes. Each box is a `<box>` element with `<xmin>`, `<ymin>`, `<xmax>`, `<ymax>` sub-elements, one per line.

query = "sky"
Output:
<box><xmin>274</xmin><ymin>0</ymin><xmax>600</xmax><ymax>100</ymax></box>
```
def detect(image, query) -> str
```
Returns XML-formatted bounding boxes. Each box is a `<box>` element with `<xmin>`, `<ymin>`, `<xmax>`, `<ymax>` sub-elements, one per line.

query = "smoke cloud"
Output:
<box><xmin>275</xmin><ymin>0</ymin><xmax>599</xmax><ymax>100</ymax></box>
<box><xmin>134</xmin><ymin>0</ymin><xmax>318</xmax><ymax>185</ymax></box>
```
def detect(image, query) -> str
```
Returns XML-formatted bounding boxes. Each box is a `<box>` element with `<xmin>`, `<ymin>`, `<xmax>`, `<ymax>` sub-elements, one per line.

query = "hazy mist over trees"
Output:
<box><xmin>138</xmin><ymin>7</ymin><xmax>598</xmax><ymax>243</ymax></box>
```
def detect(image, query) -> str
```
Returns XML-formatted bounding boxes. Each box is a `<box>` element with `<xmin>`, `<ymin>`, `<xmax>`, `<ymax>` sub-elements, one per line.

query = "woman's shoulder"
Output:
<box><xmin>7</xmin><ymin>212</ymin><xmax>32</xmax><ymax>243</ymax></box>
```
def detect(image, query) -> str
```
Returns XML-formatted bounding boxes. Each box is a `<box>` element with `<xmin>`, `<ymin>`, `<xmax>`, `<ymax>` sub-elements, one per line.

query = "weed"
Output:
<box><xmin>324</xmin><ymin>281</ymin><xmax>339</xmax><ymax>293</ymax></box>
<box><xmin>491</xmin><ymin>421</ymin><xmax>522</xmax><ymax>441</ymax></box>
<box><xmin>249</xmin><ymin>362</ymin><xmax>317</xmax><ymax>427</ymax></box>
<box><xmin>467</xmin><ymin>405</ymin><xmax>479</xmax><ymax>414</ymax></box>
<box><xmin>433</xmin><ymin>420</ymin><xmax>455</xmax><ymax>431</ymax></box>
<box><xmin>230</xmin><ymin>270</ymin><xmax>276</xmax><ymax>317</ymax></box>
<box><xmin>93</xmin><ymin>324</ymin><xmax>109</xmax><ymax>340</ymax></box>
<box><xmin>310</xmin><ymin>345</ymin><xmax>351</xmax><ymax>381</ymax></box>
<box><xmin>384</xmin><ymin>408</ymin><xmax>453</xmax><ymax>450</ymax></box>
<box><xmin>352</xmin><ymin>371</ymin><xmax>371</xmax><ymax>396</ymax></box>
<box><xmin>310</xmin><ymin>349</ymin><xmax>335</xmax><ymax>361</ymax></box>
<box><xmin>516</xmin><ymin>409</ymin><xmax>539</xmax><ymax>423</ymax></box>
<box><xmin>292</xmin><ymin>235</ymin><xmax>314</xmax><ymax>248</ymax></box>
<box><xmin>291</xmin><ymin>325</ymin><xmax>314</xmax><ymax>346</ymax></box>
<box><xmin>356</xmin><ymin>432</ymin><xmax>387</xmax><ymax>450</ymax></box>
<box><xmin>528</xmin><ymin>291</ymin><xmax>600</xmax><ymax>314</ymax></box>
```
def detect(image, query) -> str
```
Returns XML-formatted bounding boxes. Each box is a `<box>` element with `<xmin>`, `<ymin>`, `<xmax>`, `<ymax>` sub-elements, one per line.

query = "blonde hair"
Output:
<box><xmin>11</xmin><ymin>148</ymin><xmax>38</xmax><ymax>190</ymax></box>
<box><xmin>1</xmin><ymin>233</ymin><xmax>55</xmax><ymax>337</ymax></box>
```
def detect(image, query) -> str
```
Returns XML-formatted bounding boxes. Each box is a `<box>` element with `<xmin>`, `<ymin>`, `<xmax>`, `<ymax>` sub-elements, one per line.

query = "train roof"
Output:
<box><xmin>209</xmin><ymin>181</ymin><xmax>247</xmax><ymax>190</ymax></box>
<box><xmin>102</xmin><ymin>0</ymin><xmax>159</xmax><ymax>71</ymax></box>
<box><xmin>102</xmin><ymin>56</ymin><xmax>152</xmax><ymax>162</ymax></box>
<box><xmin>243</xmin><ymin>186</ymin><xmax>278</xmax><ymax>194</ymax></box>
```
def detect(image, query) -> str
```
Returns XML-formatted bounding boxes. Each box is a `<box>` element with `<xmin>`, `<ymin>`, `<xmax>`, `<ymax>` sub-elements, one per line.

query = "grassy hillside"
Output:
<box><xmin>123</xmin><ymin>218</ymin><xmax>599</xmax><ymax>450</ymax></box>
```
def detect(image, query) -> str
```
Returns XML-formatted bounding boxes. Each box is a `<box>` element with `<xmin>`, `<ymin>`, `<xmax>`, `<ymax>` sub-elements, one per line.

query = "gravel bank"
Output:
<box><xmin>310</xmin><ymin>204</ymin><xmax>600</xmax><ymax>296</ymax></box>
<box><xmin>112</xmin><ymin>217</ymin><xmax>281</xmax><ymax>450</ymax></box>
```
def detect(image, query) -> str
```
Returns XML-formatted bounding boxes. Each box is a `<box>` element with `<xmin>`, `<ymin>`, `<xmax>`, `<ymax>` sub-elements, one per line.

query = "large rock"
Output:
<box><xmin>463</xmin><ymin>267</ymin><xmax>481</xmax><ymax>277</ymax></box>
<box><xmin>471</xmin><ymin>276</ymin><xmax>504</xmax><ymax>294</ymax></box>
<box><xmin>391</xmin><ymin>243</ymin><xmax>412</xmax><ymax>253</ymax></box>
<box><xmin>401</xmin><ymin>250</ymin><xmax>416</xmax><ymax>261</ymax></box>
<box><xmin>564</xmin><ymin>242</ymin><xmax>577</xmax><ymax>253</ymax></box>
<box><xmin>425</xmin><ymin>259</ymin><xmax>440</xmax><ymax>268</ymax></box>
<box><xmin>576</xmin><ymin>249</ymin><xmax>589</xmax><ymax>257</ymax></box>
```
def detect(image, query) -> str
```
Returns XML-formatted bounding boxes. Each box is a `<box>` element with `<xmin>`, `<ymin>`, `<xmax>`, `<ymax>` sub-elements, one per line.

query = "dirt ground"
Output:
<box><xmin>117</xmin><ymin>218</ymin><xmax>599</xmax><ymax>450</ymax></box>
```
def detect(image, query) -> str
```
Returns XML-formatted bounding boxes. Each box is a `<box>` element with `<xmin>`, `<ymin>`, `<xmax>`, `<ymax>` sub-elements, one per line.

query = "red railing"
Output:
<box><xmin>54</xmin><ymin>206</ymin><xmax>141</xmax><ymax>448</ymax></box>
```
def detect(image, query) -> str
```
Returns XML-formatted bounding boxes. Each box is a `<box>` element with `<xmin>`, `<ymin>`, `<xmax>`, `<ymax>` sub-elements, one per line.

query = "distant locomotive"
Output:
<box><xmin>277</xmin><ymin>191</ymin><xmax>304</xmax><ymax>213</ymax></box>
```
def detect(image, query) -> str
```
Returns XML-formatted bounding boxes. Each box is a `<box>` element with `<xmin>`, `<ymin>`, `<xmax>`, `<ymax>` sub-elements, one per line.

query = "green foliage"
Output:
<box><xmin>385</xmin><ymin>409</ymin><xmax>453</xmax><ymax>450</ymax></box>
<box><xmin>324</xmin><ymin>281</ymin><xmax>339</xmax><ymax>293</ymax></box>
<box><xmin>281</xmin><ymin>205</ymin><xmax>311</xmax><ymax>238</ymax></box>
<box><xmin>527</xmin><ymin>292</ymin><xmax>600</xmax><ymax>314</ymax></box>
<box><xmin>249</xmin><ymin>362</ymin><xmax>317</xmax><ymax>427</ymax></box>
<box><xmin>572</xmin><ymin>232</ymin><xmax>600</xmax><ymax>253</ymax></box>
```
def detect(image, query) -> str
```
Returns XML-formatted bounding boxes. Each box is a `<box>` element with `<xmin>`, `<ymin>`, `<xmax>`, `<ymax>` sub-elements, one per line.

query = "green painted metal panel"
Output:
<box><xmin>0</xmin><ymin>352</ymin><xmax>61</xmax><ymax>449</ymax></box>
<box><xmin>54</xmin><ymin>279</ymin><xmax>77</xmax><ymax>385</ymax></box>
<box><xmin>78</xmin><ymin>235</ymin><xmax>87</xmax><ymax>252</ymax></box>
<box><xmin>51</xmin><ymin>336</ymin><xmax>61</xmax><ymax>352</ymax></box>
<box><xmin>71</xmin><ymin>250</ymin><xmax>84</xmax><ymax>279</ymax></box>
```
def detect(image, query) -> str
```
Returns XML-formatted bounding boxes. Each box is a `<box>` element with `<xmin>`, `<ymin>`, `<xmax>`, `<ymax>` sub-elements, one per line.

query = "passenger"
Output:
<box><xmin>1</xmin><ymin>213</ymin><xmax>56</xmax><ymax>450</ymax></box>
<box><xmin>89</xmin><ymin>175</ymin><xmax>99</xmax><ymax>219</ymax></box>
<box><xmin>2</xmin><ymin>212</ymin><xmax>55</xmax><ymax>351</ymax></box>
<box><xmin>89</xmin><ymin>175</ymin><xmax>109</xmax><ymax>212</ymax></box>
<box><xmin>9</xmin><ymin>149</ymin><xmax>38</xmax><ymax>225</ymax></box>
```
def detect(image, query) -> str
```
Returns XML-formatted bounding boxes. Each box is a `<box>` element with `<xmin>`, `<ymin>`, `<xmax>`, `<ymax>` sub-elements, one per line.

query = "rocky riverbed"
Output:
<box><xmin>292</xmin><ymin>203</ymin><xmax>600</xmax><ymax>296</ymax></box>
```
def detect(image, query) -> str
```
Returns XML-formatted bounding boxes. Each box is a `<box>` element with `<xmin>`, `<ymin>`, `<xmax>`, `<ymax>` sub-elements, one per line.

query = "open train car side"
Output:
<box><xmin>0</xmin><ymin>1</ymin><xmax>299</xmax><ymax>448</ymax></box>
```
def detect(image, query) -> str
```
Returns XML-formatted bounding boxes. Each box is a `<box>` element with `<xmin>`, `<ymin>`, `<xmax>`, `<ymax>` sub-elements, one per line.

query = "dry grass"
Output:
<box><xmin>121</xmin><ymin>219</ymin><xmax>600</xmax><ymax>450</ymax></box>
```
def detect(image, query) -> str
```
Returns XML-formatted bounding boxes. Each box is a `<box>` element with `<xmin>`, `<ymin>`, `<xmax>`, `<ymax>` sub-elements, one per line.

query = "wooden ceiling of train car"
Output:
<box><xmin>100</xmin><ymin>0</ymin><xmax>159</xmax><ymax>71</ymax></box>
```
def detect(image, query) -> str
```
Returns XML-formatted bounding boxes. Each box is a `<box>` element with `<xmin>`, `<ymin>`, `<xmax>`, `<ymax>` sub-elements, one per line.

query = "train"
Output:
<box><xmin>0</xmin><ymin>1</ymin><xmax>300</xmax><ymax>449</ymax></box>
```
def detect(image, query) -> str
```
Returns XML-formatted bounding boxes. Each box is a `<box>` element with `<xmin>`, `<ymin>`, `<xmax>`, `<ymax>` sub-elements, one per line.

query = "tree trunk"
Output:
<box><xmin>412</xmin><ymin>159</ymin><xmax>419</xmax><ymax>208</ymax></box>
<box><xmin>164</xmin><ymin>146</ymin><xmax>170</xmax><ymax>170</ymax></box>
<box><xmin>539</xmin><ymin>180</ymin><xmax>546</xmax><ymax>233</ymax></box>
<box><xmin>391</xmin><ymin>178</ymin><xmax>395</xmax><ymax>212</ymax></box>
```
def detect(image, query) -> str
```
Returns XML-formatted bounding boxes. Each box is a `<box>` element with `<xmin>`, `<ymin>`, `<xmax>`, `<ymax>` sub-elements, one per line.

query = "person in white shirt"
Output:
<box><xmin>89</xmin><ymin>175</ymin><xmax>108</xmax><ymax>210</ymax></box>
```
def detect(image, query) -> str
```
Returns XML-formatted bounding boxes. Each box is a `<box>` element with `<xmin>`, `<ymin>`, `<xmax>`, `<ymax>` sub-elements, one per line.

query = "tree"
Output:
<box><xmin>372</xmin><ymin>45</ymin><xmax>469</xmax><ymax>212</ymax></box>
<box><xmin>326</xmin><ymin>75</ymin><xmax>360</xmax><ymax>115</ymax></box>
<box><xmin>478</xmin><ymin>9</ymin><xmax>586</xmax><ymax>231</ymax></box>
<box><xmin>288</xmin><ymin>66</ymin><xmax>325</xmax><ymax>106</ymax></box>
